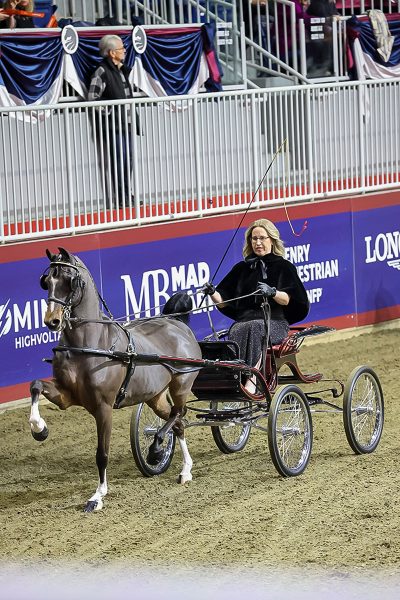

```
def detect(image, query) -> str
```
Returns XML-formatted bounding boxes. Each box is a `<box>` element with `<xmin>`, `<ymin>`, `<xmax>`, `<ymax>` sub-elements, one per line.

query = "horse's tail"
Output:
<box><xmin>162</xmin><ymin>291</ymin><xmax>192</xmax><ymax>325</ymax></box>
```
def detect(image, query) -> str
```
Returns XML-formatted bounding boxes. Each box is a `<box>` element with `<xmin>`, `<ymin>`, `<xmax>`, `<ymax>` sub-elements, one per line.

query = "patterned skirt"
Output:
<box><xmin>229</xmin><ymin>318</ymin><xmax>289</xmax><ymax>367</ymax></box>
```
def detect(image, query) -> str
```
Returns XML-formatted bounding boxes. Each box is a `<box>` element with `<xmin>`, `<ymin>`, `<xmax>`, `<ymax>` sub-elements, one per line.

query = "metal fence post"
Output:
<box><xmin>305</xmin><ymin>85</ymin><xmax>314</xmax><ymax>199</ymax></box>
<box><xmin>358</xmin><ymin>81</ymin><xmax>366</xmax><ymax>192</ymax></box>
<box><xmin>250</xmin><ymin>92</ymin><xmax>260</xmax><ymax>201</ymax></box>
<box><xmin>63</xmin><ymin>106</ymin><xmax>77</xmax><ymax>234</ymax></box>
<box><xmin>192</xmin><ymin>97</ymin><xmax>203</xmax><ymax>215</ymax></box>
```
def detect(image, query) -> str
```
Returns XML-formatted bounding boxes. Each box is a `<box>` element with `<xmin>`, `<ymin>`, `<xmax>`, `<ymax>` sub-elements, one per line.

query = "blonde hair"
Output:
<box><xmin>243</xmin><ymin>218</ymin><xmax>285</xmax><ymax>258</ymax></box>
<box><xmin>4</xmin><ymin>0</ymin><xmax>34</xmax><ymax>10</ymax></box>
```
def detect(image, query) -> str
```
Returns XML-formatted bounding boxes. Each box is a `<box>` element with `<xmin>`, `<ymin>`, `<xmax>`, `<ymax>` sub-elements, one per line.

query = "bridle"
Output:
<box><xmin>40</xmin><ymin>260</ymin><xmax>86</xmax><ymax>327</ymax></box>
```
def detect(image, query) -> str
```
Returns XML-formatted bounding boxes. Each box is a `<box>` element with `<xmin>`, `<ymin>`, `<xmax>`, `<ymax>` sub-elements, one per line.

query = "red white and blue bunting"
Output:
<box><xmin>0</xmin><ymin>23</ymin><xmax>223</xmax><ymax>108</ymax></box>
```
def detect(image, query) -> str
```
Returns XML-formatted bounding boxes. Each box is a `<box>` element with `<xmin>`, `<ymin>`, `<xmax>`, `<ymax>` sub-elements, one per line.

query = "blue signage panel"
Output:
<box><xmin>0</xmin><ymin>204</ymin><xmax>397</xmax><ymax>394</ymax></box>
<box><xmin>352</xmin><ymin>204</ymin><xmax>400</xmax><ymax>313</ymax></box>
<box><xmin>278</xmin><ymin>213</ymin><xmax>355</xmax><ymax>322</ymax></box>
<box><xmin>0</xmin><ymin>252</ymin><xmax>102</xmax><ymax>389</ymax></box>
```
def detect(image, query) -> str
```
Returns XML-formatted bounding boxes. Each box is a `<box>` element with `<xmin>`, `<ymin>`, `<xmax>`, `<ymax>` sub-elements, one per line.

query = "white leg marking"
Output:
<box><xmin>177</xmin><ymin>437</ymin><xmax>193</xmax><ymax>484</ymax></box>
<box><xmin>29</xmin><ymin>402</ymin><xmax>47</xmax><ymax>433</ymax></box>
<box><xmin>88</xmin><ymin>472</ymin><xmax>108</xmax><ymax>511</ymax></box>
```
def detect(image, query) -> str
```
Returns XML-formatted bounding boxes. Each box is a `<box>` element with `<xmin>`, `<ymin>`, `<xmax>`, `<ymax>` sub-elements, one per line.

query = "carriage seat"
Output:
<box><xmin>268</xmin><ymin>325</ymin><xmax>334</xmax><ymax>385</ymax></box>
<box><xmin>191</xmin><ymin>340</ymin><xmax>244</xmax><ymax>400</ymax></box>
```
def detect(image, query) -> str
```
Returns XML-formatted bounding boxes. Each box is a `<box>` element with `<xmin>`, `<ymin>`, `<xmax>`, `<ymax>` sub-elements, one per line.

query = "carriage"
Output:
<box><xmin>31</xmin><ymin>248</ymin><xmax>384</xmax><ymax>511</ymax></box>
<box><xmin>130</xmin><ymin>323</ymin><xmax>384</xmax><ymax>479</ymax></box>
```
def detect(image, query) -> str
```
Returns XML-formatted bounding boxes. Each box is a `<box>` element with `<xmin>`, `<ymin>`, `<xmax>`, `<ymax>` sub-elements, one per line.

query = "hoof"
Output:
<box><xmin>147</xmin><ymin>441</ymin><xmax>165</xmax><ymax>465</ymax></box>
<box><xmin>147</xmin><ymin>448</ymin><xmax>165</xmax><ymax>465</ymax></box>
<box><xmin>83</xmin><ymin>499</ymin><xmax>103</xmax><ymax>513</ymax></box>
<box><xmin>177</xmin><ymin>473</ymin><xmax>192</xmax><ymax>484</ymax></box>
<box><xmin>31</xmin><ymin>425</ymin><xmax>49</xmax><ymax>442</ymax></box>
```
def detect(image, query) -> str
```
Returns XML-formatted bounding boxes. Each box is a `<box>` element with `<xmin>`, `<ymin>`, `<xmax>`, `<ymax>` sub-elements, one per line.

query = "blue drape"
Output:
<box><xmin>0</xmin><ymin>25</ymin><xmax>223</xmax><ymax>103</ymax></box>
<box><xmin>141</xmin><ymin>30</ymin><xmax>204</xmax><ymax>96</ymax></box>
<box><xmin>348</xmin><ymin>16</ymin><xmax>400</xmax><ymax>67</ymax></box>
<box><xmin>0</xmin><ymin>34</ymin><xmax>63</xmax><ymax>103</ymax></box>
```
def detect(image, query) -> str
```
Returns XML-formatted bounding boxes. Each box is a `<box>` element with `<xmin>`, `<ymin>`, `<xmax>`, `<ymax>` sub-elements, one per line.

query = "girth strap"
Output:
<box><xmin>114</xmin><ymin>332</ymin><xmax>136</xmax><ymax>409</ymax></box>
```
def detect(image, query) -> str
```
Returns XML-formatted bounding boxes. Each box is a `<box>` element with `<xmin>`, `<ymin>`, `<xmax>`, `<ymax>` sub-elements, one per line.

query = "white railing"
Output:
<box><xmin>1</xmin><ymin>79</ymin><xmax>400</xmax><ymax>243</ymax></box>
<box><xmin>335</xmin><ymin>0</ymin><xmax>400</xmax><ymax>16</ymax></box>
<box><xmin>299</xmin><ymin>16</ymin><xmax>349</xmax><ymax>81</ymax></box>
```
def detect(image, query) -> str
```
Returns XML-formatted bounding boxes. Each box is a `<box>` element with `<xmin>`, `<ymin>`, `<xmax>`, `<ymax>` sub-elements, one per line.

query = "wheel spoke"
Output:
<box><xmin>343</xmin><ymin>367</ymin><xmax>384</xmax><ymax>454</ymax></box>
<box><xmin>130</xmin><ymin>403</ymin><xmax>176</xmax><ymax>476</ymax></box>
<box><xmin>211</xmin><ymin>401</ymin><xmax>251</xmax><ymax>453</ymax></box>
<box><xmin>351</xmin><ymin>374</ymin><xmax>381</xmax><ymax>447</ymax></box>
<box><xmin>272</xmin><ymin>391</ymin><xmax>312</xmax><ymax>473</ymax></box>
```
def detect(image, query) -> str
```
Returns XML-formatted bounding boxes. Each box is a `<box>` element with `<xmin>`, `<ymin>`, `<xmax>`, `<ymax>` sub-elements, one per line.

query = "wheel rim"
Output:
<box><xmin>275</xmin><ymin>392</ymin><xmax>311</xmax><ymax>472</ymax></box>
<box><xmin>136</xmin><ymin>404</ymin><xmax>175</xmax><ymax>472</ymax></box>
<box><xmin>349</xmin><ymin>372</ymin><xmax>383</xmax><ymax>449</ymax></box>
<box><xmin>217</xmin><ymin>402</ymin><xmax>250</xmax><ymax>448</ymax></box>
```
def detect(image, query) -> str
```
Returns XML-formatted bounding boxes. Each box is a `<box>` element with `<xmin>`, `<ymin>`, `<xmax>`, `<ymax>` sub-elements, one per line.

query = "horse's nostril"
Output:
<box><xmin>46</xmin><ymin>319</ymin><xmax>60</xmax><ymax>331</ymax></box>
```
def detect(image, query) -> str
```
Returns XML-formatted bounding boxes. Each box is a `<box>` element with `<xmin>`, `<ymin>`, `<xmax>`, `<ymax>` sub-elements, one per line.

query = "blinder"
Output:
<box><xmin>40</xmin><ymin>274</ymin><xmax>48</xmax><ymax>290</ymax></box>
<box><xmin>39</xmin><ymin>261</ymin><xmax>85</xmax><ymax>295</ymax></box>
<box><xmin>70</xmin><ymin>273</ymin><xmax>85</xmax><ymax>293</ymax></box>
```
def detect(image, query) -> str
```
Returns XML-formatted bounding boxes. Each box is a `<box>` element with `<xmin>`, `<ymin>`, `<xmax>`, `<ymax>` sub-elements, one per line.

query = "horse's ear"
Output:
<box><xmin>58</xmin><ymin>247</ymin><xmax>72</xmax><ymax>262</ymax></box>
<box><xmin>45</xmin><ymin>248</ymin><xmax>56</xmax><ymax>261</ymax></box>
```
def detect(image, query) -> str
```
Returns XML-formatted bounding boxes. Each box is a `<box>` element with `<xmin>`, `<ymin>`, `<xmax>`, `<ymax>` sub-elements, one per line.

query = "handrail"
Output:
<box><xmin>2</xmin><ymin>79</ymin><xmax>400</xmax><ymax>244</ymax></box>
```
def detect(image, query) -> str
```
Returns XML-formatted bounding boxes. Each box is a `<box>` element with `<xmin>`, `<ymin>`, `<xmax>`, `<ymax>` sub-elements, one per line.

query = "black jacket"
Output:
<box><xmin>216</xmin><ymin>253</ymin><xmax>309</xmax><ymax>325</ymax></box>
<box><xmin>96</xmin><ymin>57</ymin><xmax>133</xmax><ymax>101</ymax></box>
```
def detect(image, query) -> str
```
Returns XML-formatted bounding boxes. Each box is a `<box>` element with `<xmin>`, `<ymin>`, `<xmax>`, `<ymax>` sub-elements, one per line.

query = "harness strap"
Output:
<box><xmin>114</xmin><ymin>332</ymin><xmax>136</xmax><ymax>409</ymax></box>
<box><xmin>52</xmin><ymin>345</ymin><xmax>251</xmax><ymax>373</ymax></box>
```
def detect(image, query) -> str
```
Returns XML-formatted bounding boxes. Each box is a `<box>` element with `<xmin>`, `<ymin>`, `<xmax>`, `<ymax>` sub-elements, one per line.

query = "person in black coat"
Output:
<box><xmin>202</xmin><ymin>218</ymin><xmax>309</xmax><ymax>394</ymax></box>
<box><xmin>306</xmin><ymin>0</ymin><xmax>339</xmax><ymax>76</ymax></box>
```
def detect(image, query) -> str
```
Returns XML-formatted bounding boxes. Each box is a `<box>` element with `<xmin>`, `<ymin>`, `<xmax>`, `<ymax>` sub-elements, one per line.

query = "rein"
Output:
<box><xmin>103</xmin><ymin>290</ymin><xmax>262</xmax><ymax>325</ymax></box>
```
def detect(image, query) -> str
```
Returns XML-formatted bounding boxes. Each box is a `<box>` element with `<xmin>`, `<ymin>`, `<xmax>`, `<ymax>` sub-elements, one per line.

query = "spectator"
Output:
<box><xmin>307</xmin><ymin>0</ymin><xmax>338</xmax><ymax>17</ymax></box>
<box><xmin>88</xmin><ymin>34</ymin><xmax>135</xmax><ymax>208</ymax></box>
<box><xmin>306</xmin><ymin>0</ymin><xmax>339</xmax><ymax>75</ymax></box>
<box><xmin>0</xmin><ymin>0</ymin><xmax>35</xmax><ymax>28</ymax></box>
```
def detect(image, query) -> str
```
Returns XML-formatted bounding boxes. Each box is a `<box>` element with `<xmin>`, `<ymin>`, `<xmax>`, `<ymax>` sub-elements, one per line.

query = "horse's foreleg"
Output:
<box><xmin>29</xmin><ymin>380</ymin><xmax>49</xmax><ymax>441</ymax></box>
<box><xmin>84</xmin><ymin>402</ymin><xmax>112</xmax><ymax>513</ymax></box>
<box><xmin>29</xmin><ymin>379</ymin><xmax>76</xmax><ymax>441</ymax></box>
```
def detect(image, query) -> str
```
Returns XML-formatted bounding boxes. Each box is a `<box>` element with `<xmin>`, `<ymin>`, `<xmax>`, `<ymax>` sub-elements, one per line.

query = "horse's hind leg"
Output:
<box><xmin>168</xmin><ymin>381</ymin><xmax>194</xmax><ymax>484</ymax></box>
<box><xmin>146</xmin><ymin>391</ymin><xmax>193</xmax><ymax>484</ymax></box>
<box><xmin>146</xmin><ymin>396</ymin><xmax>179</xmax><ymax>466</ymax></box>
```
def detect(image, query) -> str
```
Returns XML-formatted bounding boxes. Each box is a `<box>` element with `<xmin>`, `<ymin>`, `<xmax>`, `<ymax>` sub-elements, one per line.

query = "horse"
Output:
<box><xmin>29</xmin><ymin>247</ymin><xmax>202</xmax><ymax>512</ymax></box>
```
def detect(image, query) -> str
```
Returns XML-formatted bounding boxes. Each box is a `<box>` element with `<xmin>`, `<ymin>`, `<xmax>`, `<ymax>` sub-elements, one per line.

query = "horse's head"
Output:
<box><xmin>40</xmin><ymin>247</ymin><xmax>87</xmax><ymax>331</ymax></box>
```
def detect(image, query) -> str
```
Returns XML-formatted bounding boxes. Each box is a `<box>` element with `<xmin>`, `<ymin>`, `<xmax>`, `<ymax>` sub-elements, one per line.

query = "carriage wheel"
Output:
<box><xmin>268</xmin><ymin>385</ymin><xmax>313</xmax><ymax>477</ymax></box>
<box><xmin>343</xmin><ymin>366</ymin><xmax>384</xmax><ymax>454</ymax></box>
<box><xmin>130</xmin><ymin>403</ymin><xmax>176</xmax><ymax>477</ymax></box>
<box><xmin>210</xmin><ymin>401</ymin><xmax>252</xmax><ymax>453</ymax></box>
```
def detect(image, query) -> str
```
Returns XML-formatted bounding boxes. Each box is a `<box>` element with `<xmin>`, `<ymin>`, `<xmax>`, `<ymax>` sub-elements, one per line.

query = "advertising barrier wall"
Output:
<box><xmin>0</xmin><ymin>191</ymin><xmax>399</xmax><ymax>404</ymax></box>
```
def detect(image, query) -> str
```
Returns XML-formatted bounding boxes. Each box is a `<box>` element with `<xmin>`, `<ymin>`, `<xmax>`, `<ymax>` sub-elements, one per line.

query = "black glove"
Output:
<box><xmin>201</xmin><ymin>281</ymin><xmax>216</xmax><ymax>296</ymax></box>
<box><xmin>257</xmin><ymin>281</ymin><xmax>277</xmax><ymax>299</ymax></box>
